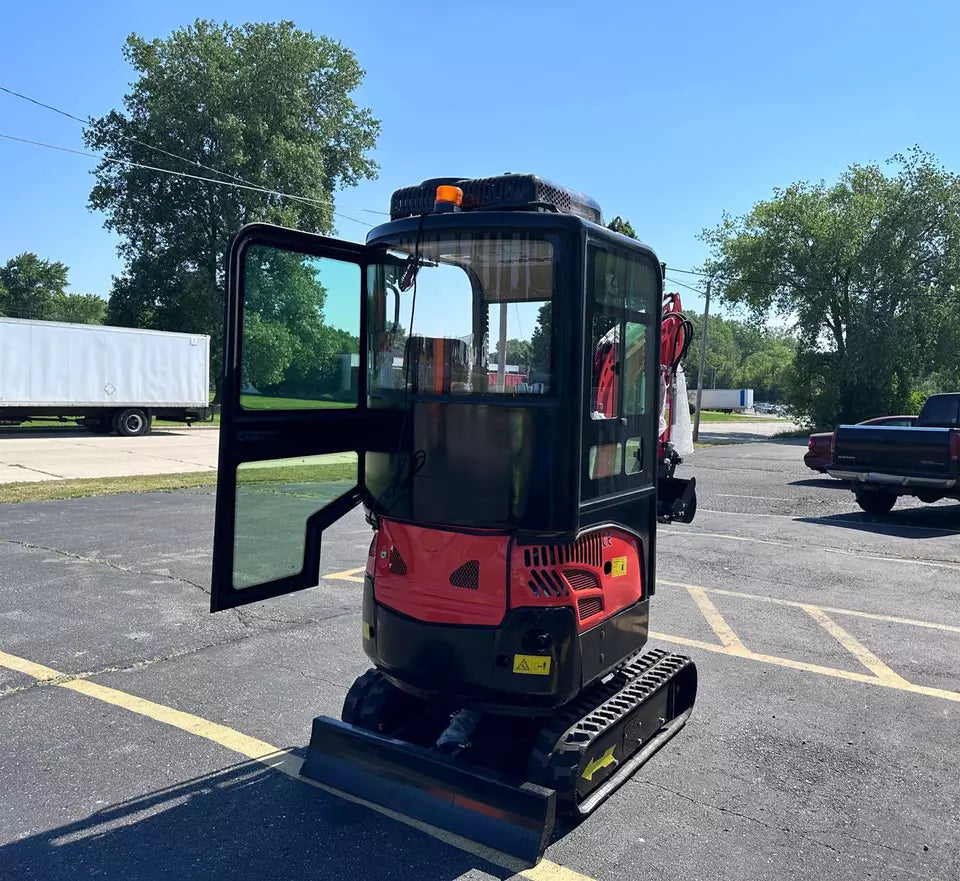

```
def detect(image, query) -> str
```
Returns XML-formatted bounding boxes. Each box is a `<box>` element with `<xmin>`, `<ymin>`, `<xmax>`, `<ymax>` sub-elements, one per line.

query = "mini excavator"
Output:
<box><xmin>210</xmin><ymin>174</ymin><xmax>698</xmax><ymax>863</ymax></box>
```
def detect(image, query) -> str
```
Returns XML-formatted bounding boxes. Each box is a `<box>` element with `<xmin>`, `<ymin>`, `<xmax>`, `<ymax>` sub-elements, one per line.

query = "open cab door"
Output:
<box><xmin>211</xmin><ymin>224</ymin><xmax>376</xmax><ymax>611</ymax></box>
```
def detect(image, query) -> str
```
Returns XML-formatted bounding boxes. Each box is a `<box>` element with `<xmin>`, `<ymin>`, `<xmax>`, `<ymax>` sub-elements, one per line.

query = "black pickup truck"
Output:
<box><xmin>827</xmin><ymin>393</ymin><xmax>960</xmax><ymax>514</ymax></box>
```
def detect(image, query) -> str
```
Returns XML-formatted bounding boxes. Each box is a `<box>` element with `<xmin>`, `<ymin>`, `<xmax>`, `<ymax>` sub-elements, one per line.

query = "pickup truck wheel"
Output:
<box><xmin>855</xmin><ymin>491</ymin><xmax>896</xmax><ymax>515</ymax></box>
<box><xmin>113</xmin><ymin>408</ymin><xmax>151</xmax><ymax>437</ymax></box>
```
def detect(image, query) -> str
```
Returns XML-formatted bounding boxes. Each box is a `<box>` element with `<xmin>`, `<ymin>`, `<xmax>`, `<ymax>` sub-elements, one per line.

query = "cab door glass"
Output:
<box><xmin>241</xmin><ymin>248</ymin><xmax>361</xmax><ymax>409</ymax></box>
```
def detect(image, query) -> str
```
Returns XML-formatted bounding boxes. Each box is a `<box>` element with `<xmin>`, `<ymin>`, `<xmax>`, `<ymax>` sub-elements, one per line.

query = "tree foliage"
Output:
<box><xmin>0</xmin><ymin>253</ymin><xmax>106</xmax><ymax>325</ymax></box>
<box><xmin>701</xmin><ymin>149</ymin><xmax>960</xmax><ymax>426</ymax></box>
<box><xmin>494</xmin><ymin>338</ymin><xmax>532</xmax><ymax>366</ymax></box>
<box><xmin>242</xmin><ymin>250</ymin><xmax>358</xmax><ymax>395</ymax></box>
<box><xmin>606</xmin><ymin>216</ymin><xmax>638</xmax><ymax>238</ymax></box>
<box><xmin>49</xmin><ymin>292</ymin><xmax>108</xmax><ymax>325</ymax></box>
<box><xmin>682</xmin><ymin>313</ymin><xmax>795</xmax><ymax>401</ymax></box>
<box><xmin>85</xmin><ymin>19</ymin><xmax>379</xmax><ymax>384</ymax></box>
<box><xmin>0</xmin><ymin>253</ymin><xmax>69</xmax><ymax>320</ymax></box>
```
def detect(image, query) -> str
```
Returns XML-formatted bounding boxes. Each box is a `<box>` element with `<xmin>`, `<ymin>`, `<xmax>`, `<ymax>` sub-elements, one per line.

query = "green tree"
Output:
<box><xmin>494</xmin><ymin>338</ymin><xmax>531</xmax><ymax>366</ymax></box>
<box><xmin>528</xmin><ymin>303</ymin><xmax>551</xmax><ymax>374</ymax></box>
<box><xmin>701</xmin><ymin>149</ymin><xmax>960</xmax><ymax>426</ymax></box>
<box><xmin>682</xmin><ymin>313</ymin><xmax>742</xmax><ymax>390</ymax></box>
<box><xmin>0</xmin><ymin>253</ymin><xmax>69</xmax><ymax>319</ymax></box>
<box><xmin>736</xmin><ymin>335</ymin><xmax>796</xmax><ymax>401</ymax></box>
<box><xmin>242</xmin><ymin>249</ymin><xmax>360</xmax><ymax>394</ymax></box>
<box><xmin>607</xmin><ymin>216</ymin><xmax>638</xmax><ymax>238</ymax></box>
<box><xmin>85</xmin><ymin>19</ymin><xmax>380</xmax><ymax>389</ymax></box>
<box><xmin>49</xmin><ymin>293</ymin><xmax>108</xmax><ymax>325</ymax></box>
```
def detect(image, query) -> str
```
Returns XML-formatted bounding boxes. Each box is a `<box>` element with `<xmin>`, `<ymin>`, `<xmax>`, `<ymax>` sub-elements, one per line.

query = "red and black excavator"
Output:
<box><xmin>210</xmin><ymin>174</ymin><xmax>698</xmax><ymax>863</ymax></box>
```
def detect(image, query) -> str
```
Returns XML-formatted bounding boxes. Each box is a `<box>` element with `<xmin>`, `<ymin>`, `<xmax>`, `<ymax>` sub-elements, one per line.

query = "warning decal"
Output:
<box><xmin>512</xmin><ymin>654</ymin><xmax>552</xmax><ymax>676</ymax></box>
<box><xmin>610</xmin><ymin>556</ymin><xmax>627</xmax><ymax>577</ymax></box>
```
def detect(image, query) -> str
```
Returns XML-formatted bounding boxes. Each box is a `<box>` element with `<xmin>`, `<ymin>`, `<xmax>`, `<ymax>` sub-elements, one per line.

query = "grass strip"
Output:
<box><xmin>0</xmin><ymin>461</ymin><xmax>356</xmax><ymax>504</ymax></box>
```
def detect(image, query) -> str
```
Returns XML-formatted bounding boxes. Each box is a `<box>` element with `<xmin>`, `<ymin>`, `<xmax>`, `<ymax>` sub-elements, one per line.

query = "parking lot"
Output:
<box><xmin>0</xmin><ymin>425</ymin><xmax>219</xmax><ymax>483</ymax></box>
<box><xmin>1</xmin><ymin>437</ymin><xmax>958</xmax><ymax>881</ymax></box>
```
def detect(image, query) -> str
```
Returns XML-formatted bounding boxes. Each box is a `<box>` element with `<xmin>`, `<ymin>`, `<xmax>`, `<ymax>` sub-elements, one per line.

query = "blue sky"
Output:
<box><xmin>2</xmin><ymin>0</ymin><xmax>959</xmax><ymax>317</ymax></box>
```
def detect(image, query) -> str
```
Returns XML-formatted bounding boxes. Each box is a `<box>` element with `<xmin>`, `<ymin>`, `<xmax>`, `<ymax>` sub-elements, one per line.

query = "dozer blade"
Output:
<box><xmin>300</xmin><ymin>716</ymin><xmax>557</xmax><ymax>863</ymax></box>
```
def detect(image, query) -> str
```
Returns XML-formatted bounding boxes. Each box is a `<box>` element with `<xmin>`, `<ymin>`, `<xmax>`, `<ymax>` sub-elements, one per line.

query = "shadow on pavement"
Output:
<box><xmin>797</xmin><ymin>504</ymin><xmax>960</xmax><ymax>539</ymax></box>
<box><xmin>790</xmin><ymin>477</ymin><xmax>842</xmax><ymax>489</ymax></box>
<box><xmin>0</xmin><ymin>427</ymin><xmax>183</xmax><ymax>440</ymax></box>
<box><xmin>0</xmin><ymin>756</ymin><xmax>515</xmax><ymax>881</ymax></box>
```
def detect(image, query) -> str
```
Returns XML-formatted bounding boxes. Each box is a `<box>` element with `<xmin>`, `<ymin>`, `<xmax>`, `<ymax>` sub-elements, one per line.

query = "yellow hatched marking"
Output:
<box><xmin>685</xmin><ymin>587</ymin><xmax>749</xmax><ymax>653</ymax></box>
<box><xmin>660</xmin><ymin>530</ymin><xmax>960</xmax><ymax>573</ymax></box>
<box><xmin>660</xmin><ymin>580</ymin><xmax>960</xmax><ymax>635</ymax></box>
<box><xmin>0</xmin><ymin>648</ymin><xmax>592</xmax><ymax>880</ymax></box>
<box><xmin>648</xmin><ymin>631</ymin><xmax>960</xmax><ymax>703</ymax></box>
<box><xmin>801</xmin><ymin>605</ymin><xmax>910</xmax><ymax>685</ymax></box>
<box><xmin>324</xmin><ymin>566</ymin><xmax>366</xmax><ymax>583</ymax></box>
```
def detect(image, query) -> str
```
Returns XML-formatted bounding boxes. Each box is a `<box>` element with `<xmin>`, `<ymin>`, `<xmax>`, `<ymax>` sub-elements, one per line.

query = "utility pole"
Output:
<box><xmin>692</xmin><ymin>279</ymin><xmax>712</xmax><ymax>442</ymax></box>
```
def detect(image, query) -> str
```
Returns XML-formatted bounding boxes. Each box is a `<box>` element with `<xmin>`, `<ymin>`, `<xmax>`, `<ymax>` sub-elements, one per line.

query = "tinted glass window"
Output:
<box><xmin>920</xmin><ymin>395</ymin><xmax>960</xmax><ymax>427</ymax></box>
<box><xmin>367</xmin><ymin>233</ymin><xmax>554</xmax><ymax>397</ymax></box>
<box><xmin>242</xmin><ymin>248</ymin><xmax>360</xmax><ymax>410</ymax></box>
<box><xmin>581</xmin><ymin>246</ymin><xmax>658</xmax><ymax>502</ymax></box>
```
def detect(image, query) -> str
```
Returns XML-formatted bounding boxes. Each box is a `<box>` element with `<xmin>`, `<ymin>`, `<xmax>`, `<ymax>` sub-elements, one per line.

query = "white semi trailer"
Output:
<box><xmin>0</xmin><ymin>317</ymin><xmax>210</xmax><ymax>436</ymax></box>
<box><xmin>690</xmin><ymin>388</ymin><xmax>755</xmax><ymax>413</ymax></box>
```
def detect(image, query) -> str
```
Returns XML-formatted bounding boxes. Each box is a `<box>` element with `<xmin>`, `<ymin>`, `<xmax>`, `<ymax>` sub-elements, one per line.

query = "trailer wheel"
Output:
<box><xmin>114</xmin><ymin>408</ymin><xmax>151</xmax><ymax>437</ymax></box>
<box><xmin>854</xmin><ymin>490</ymin><xmax>896</xmax><ymax>515</ymax></box>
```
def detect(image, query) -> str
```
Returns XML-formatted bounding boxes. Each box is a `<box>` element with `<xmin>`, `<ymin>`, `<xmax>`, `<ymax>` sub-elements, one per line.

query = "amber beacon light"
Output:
<box><xmin>434</xmin><ymin>184</ymin><xmax>463</xmax><ymax>210</ymax></box>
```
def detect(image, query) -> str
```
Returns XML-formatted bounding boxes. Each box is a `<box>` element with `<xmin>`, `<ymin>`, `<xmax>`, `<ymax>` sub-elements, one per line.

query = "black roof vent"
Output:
<box><xmin>389</xmin><ymin>173</ymin><xmax>603</xmax><ymax>224</ymax></box>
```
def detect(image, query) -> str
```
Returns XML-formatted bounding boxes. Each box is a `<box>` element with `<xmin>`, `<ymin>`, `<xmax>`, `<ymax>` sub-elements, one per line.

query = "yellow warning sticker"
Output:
<box><xmin>581</xmin><ymin>745</ymin><xmax>618</xmax><ymax>781</ymax></box>
<box><xmin>610</xmin><ymin>556</ymin><xmax>627</xmax><ymax>577</ymax></box>
<box><xmin>362</xmin><ymin>622</ymin><xmax>373</xmax><ymax>640</ymax></box>
<box><xmin>512</xmin><ymin>654</ymin><xmax>552</xmax><ymax>676</ymax></box>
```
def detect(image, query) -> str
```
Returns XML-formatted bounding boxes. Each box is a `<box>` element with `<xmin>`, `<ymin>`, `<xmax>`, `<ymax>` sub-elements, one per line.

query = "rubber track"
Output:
<box><xmin>528</xmin><ymin>649</ymin><xmax>693</xmax><ymax>813</ymax></box>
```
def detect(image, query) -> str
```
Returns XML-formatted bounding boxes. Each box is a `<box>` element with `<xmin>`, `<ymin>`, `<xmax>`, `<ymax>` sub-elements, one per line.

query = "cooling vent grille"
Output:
<box><xmin>577</xmin><ymin>596</ymin><xmax>604</xmax><ymax>619</ymax></box>
<box><xmin>563</xmin><ymin>569</ymin><xmax>600</xmax><ymax>592</ymax></box>
<box><xmin>388</xmin><ymin>547</ymin><xmax>407</xmax><ymax>576</ymax></box>
<box><xmin>449</xmin><ymin>560</ymin><xmax>480</xmax><ymax>590</ymax></box>
<box><xmin>521</xmin><ymin>533</ymin><xmax>603</xmax><ymax>570</ymax></box>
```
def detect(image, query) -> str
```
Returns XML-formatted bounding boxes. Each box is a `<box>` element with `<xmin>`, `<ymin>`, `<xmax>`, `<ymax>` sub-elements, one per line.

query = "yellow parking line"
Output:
<box><xmin>324</xmin><ymin>566</ymin><xmax>366</xmax><ymax>583</ymax></box>
<box><xmin>0</xmin><ymin>647</ymin><xmax>591</xmax><ymax>881</ymax></box>
<box><xmin>649</xmin><ymin>631</ymin><xmax>960</xmax><ymax>703</ymax></box>
<box><xmin>684</xmin><ymin>587</ymin><xmax>749</xmax><ymax>653</ymax></box>
<box><xmin>660</xmin><ymin>581</ymin><xmax>960</xmax><ymax>635</ymax></box>
<box><xmin>660</xmin><ymin>530</ymin><xmax>960</xmax><ymax>572</ymax></box>
<box><xmin>801</xmin><ymin>605</ymin><xmax>910</xmax><ymax>686</ymax></box>
<box><xmin>521</xmin><ymin>861</ymin><xmax>596</xmax><ymax>881</ymax></box>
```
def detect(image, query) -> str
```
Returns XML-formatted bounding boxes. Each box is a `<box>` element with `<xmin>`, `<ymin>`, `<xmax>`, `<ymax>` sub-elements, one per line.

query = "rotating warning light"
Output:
<box><xmin>435</xmin><ymin>185</ymin><xmax>464</xmax><ymax>206</ymax></box>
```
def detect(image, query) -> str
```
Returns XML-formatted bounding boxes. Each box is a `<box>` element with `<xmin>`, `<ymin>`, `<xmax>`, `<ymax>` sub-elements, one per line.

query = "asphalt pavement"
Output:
<box><xmin>1</xmin><ymin>437</ymin><xmax>958</xmax><ymax>881</ymax></box>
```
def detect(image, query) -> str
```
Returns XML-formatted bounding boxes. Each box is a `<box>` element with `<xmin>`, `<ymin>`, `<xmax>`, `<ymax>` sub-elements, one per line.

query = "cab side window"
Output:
<box><xmin>582</xmin><ymin>246</ymin><xmax>658</xmax><ymax>501</ymax></box>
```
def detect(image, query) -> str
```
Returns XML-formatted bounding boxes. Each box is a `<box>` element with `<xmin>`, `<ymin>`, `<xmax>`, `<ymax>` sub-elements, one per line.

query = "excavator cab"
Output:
<box><xmin>211</xmin><ymin>174</ymin><xmax>697</xmax><ymax>863</ymax></box>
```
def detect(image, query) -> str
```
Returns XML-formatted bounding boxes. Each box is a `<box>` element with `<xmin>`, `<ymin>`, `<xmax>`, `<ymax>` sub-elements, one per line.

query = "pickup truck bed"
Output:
<box><xmin>827</xmin><ymin>394</ymin><xmax>960</xmax><ymax>514</ymax></box>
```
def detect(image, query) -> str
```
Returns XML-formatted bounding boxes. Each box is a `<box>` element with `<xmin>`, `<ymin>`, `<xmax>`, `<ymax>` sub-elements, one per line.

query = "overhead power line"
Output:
<box><xmin>666</xmin><ymin>276</ymin><xmax>708</xmax><ymax>297</ymax></box>
<box><xmin>668</xmin><ymin>263</ymin><xmax>898</xmax><ymax>299</ymax></box>
<box><xmin>0</xmin><ymin>132</ymin><xmax>377</xmax><ymax>227</ymax></box>
<box><xmin>0</xmin><ymin>83</ymin><xmax>389</xmax><ymax>218</ymax></box>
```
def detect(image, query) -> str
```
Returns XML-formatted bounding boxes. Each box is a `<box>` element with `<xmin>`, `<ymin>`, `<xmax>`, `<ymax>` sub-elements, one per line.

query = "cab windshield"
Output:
<box><xmin>368</xmin><ymin>232</ymin><xmax>555</xmax><ymax>396</ymax></box>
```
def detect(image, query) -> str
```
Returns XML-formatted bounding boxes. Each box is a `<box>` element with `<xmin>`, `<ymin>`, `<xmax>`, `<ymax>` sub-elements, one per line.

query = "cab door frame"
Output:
<box><xmin>211</xmin><ymin>223</ymin><xmax>376</xmax><ymax>611</ymax></box>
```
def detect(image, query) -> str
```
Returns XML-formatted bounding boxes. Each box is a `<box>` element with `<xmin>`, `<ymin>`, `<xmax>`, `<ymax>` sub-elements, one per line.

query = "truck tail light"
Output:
<box><xmin>830</xmin><ymin>429</ymin><xmax>838</xmax><ymax>462</ymax></box>
<box><xmin>949</xmin><ymin>430</ymin><xmax>960</xmax><ymax>469</ymax></box>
